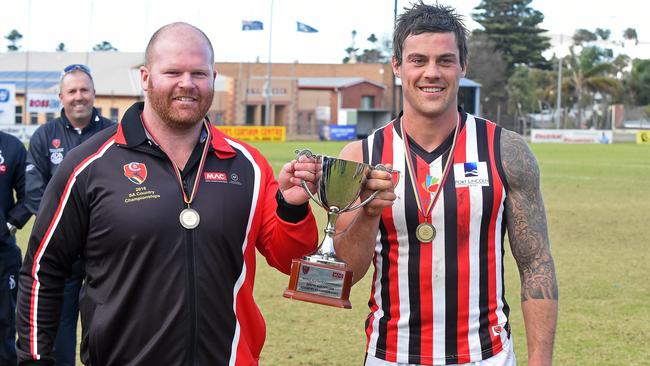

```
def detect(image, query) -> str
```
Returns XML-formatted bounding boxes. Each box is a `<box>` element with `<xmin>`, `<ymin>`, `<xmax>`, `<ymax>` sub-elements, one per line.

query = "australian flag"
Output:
<box><xmin>242</xmin><ymin>20</ymin><xmax>264</xmax><ymax>31</ymax></box>
<box><xmin>296</xmin><ymin>21</ymin><xmax>318</xmax><ymax>33</ymax></box>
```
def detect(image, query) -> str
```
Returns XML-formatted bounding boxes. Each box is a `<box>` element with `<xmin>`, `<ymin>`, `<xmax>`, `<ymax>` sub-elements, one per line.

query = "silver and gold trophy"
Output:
<box><xmin>283</xmin><ymin>149</ymin><xmax>393</xmax><ymax>309</ymax></box>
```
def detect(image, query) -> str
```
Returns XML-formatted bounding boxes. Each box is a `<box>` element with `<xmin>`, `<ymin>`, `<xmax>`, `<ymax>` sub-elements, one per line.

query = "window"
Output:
<box><xmin>361</xmin><ymin>95</ymin><xmax>375</xmax><ymax>110</ymax></box>
<box><xmin>30</xmin><ymin>112</ymin><xmax>38</xmax><ymax>125</ymax></box>
<box><xmin>245</xmin><ymin>105</ymin><xmax>256</xmax><ymax>125</ymax></box>
<box><xmin>15</xmin><ymin>105</ymin><xmax>23</xmax><ymax>124</ymax></box>
<box><xmin>110</xmin><ymin>108</ymin><xmax>119</xmax><ymax>123</ymax></box>
<box><xmin>46</xmin><ymin>112</ymin><xmax>55</xmax><ymax>121</ymax></box>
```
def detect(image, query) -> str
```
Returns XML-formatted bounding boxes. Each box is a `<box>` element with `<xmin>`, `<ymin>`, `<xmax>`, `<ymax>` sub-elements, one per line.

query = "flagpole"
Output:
<box><xmin>264</xmin><ymin>0</ymin><xmax>274</xmax><ymax>126</ymax></box>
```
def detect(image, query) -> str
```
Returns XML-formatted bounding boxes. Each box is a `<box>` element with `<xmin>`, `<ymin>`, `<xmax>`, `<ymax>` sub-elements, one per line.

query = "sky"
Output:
<box><xmin>2</xmin><ymin>0</ymin><xmax>649</xmax><ymax>64</ymax></box>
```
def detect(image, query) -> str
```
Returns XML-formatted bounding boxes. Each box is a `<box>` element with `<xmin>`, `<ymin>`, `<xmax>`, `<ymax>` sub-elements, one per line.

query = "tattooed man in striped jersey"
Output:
<box><xmin>334</xmin><ymin>2</ymin><xmax>558</xmax><ymax>366</ymax></box>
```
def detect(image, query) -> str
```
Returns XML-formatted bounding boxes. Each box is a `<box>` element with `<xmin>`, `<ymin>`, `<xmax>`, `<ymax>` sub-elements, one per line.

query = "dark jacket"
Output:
<box><xmin>17</xmin><ymin>102</ymin><xmax>318</xmax><ymax>365</ymax></box>
<box><xmin>24</xmin><ymin>108</ymin><xmax>115</xmax><ymax>215</ymax></box>
<box><xmin>0</xmin><ymin>131</ymin><xmax>31</xmax><ymax>242</ymax></box>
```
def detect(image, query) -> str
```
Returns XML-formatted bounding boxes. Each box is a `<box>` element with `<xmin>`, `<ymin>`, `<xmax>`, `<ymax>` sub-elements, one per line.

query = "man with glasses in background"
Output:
<box><xmin>24</xmin><ymin>64</ymin><xmax>114</xmax><ymax>365</ymax></box>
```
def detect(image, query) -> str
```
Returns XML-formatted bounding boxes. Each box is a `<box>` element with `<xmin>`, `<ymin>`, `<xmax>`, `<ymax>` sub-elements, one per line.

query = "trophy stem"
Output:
<box><xmin>307</xmin><ymin>207</ymin><xmax>344</xmax><ymax>267</ymax></box>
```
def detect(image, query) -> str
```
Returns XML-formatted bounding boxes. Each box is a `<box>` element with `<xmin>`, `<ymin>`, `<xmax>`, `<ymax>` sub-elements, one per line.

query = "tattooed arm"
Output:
<box><xmin>501</xmin><ymin>129</ymin><xmax>558</xmax><ymax>366</ymax></box>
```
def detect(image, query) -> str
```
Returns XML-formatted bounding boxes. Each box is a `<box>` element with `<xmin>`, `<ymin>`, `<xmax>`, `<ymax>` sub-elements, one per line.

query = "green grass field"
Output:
<box><xmin>15</xmin><ymin>142</ymin><xmax>650</xmax><ymax>365</ymax></box>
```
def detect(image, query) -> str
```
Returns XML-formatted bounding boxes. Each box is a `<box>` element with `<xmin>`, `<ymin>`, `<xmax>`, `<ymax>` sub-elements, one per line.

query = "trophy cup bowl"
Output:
<box><xmin>284</xmin><ymin>149</ymin><xmax>388</xmax><ymax>309</ymax></box>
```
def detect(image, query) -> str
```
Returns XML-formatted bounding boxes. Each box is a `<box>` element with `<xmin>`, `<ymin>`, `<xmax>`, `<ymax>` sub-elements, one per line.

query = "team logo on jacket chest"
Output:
<box><xmin>123</xmin><ymin>162</ymin><xmax>148</xmax><ymax>184</ymax></box>
<box><xmin>454</xmin><ymin>161</ymin><xmax>489</xmax><ymax>187</ymax></box>
<box><xmin>49</xmin><ymin>140</ymin><xmax>65</xmax><ymax>165</ymax></box>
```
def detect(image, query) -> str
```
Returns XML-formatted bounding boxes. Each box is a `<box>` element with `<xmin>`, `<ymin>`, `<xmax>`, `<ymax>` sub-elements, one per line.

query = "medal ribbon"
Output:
<box><xmin>144</xmin><ymin>120</ymin><xmax>212</xmax><ymax>207</ymax></box>
<box><xmin>400</xmin><ymin>113</ymin><xmax>460</xmax><ymax>221</ymax></box>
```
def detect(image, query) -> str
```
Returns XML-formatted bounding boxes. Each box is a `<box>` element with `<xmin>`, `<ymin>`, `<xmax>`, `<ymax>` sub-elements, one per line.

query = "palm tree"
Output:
<box><xmin>563</xmin><ymin>46</ymin><xmax>620</xmax><ymax>128</ymax></box>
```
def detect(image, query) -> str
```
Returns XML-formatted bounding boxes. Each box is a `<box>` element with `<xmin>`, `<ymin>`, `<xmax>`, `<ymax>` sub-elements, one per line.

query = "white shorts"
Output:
<box><xmin>364</xmin><ymin>338</ymin><xmax>516</xmax><ymax>366</ymax></box>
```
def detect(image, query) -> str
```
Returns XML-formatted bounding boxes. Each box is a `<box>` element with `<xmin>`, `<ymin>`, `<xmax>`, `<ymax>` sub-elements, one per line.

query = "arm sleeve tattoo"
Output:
<box><xmin>501</xmin><ymin>129</ymin><xmax>558</xmax><ymax>301</ymax></box>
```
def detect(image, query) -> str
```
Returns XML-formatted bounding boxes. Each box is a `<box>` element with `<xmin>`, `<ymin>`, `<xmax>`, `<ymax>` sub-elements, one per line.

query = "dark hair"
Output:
<box><xmin>393</xmin><ymin>1</ymin><xmax>469</xmax><ymax>67</ymax></box>
<box><xmin>145</xmin><ymin>22</ymin><xmax>215</xmax><ymax>67</ymax></box>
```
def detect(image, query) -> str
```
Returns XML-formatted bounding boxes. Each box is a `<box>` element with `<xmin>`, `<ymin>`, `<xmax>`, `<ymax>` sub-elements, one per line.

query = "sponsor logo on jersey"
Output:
<box><xmin>123</xmin><ymin>162</ymin><xmax>148</xmax><ymax>184</ymax></box>
<box><xmin>204</xmin><ymin>171</ymin><xmax>228</xmax><ymax>182</ymax></box>
<box><xmin>52</xmin><ymin>139</ymin><xmax>61</xmax><ymax>148</ymax></box>
<box><xmin>0</xmin><ymin>150</ymin><xmax>5</xmax><ymax>173</ymax></box>
<box><xmin>454</xmin><ymin>161</ymin><xmax>489</xmax><ymax>187</ymax></box>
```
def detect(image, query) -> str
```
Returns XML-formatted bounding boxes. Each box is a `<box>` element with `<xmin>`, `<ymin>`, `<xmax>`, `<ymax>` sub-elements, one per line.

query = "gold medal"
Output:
<box><xmin>415</xmin><ymin>222</ymin><xmax>436</xmax><ymax>243</ymax></box>
<box><xmin>179</xmin><ymin>208</ymin><xmax>200</xmax><ymax>229</ymax></box>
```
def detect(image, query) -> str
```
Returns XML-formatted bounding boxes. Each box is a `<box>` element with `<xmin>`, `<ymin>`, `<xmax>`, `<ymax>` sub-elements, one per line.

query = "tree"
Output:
<box><xmin>564</xmin><ymin>45</ymin><xmax>620</xmax><ymax>128</ymax></box>
<box><xmin>5</xmin><ymin>29</ymin><xmax>23</xmax><ymax>51</ymax></box>
<box><xmin>623</xmin><ymin>28</ymin><xmax>639</xmax><ymax>45</ymax></box>
<box><xmin>472</xmin><ymin>0</ymin><xmax>551</xmax><ymax>74</ymax></box>
<box><xmin>465</xmin><ymin>33</ymin><xmax>508</xmax><ymax>120</ymax></box>
<box><xmin>506</xmin><ymin>66</ymin><xmax>537</xmax><ymax>114</ymax></box>
<box><xmin>626</xmin><ymin>59</ymin><xmax>650</xmax><ymax>106</ymax></box>
<box><xmin>357</xmin><ymin>33</ymin><xmax>390</xmax><ymax>63</ymax></box>
<box><xmin>342</xmin><ymin>30</ymin><xmax>359</xmax><ymax>64</ymax></box>
<box><xmin>56</xmin><ymin>43</ymin><xmax>67</xmax><ymax>52</ymax></box>
<box><xmin>93</xmin><ymin>41</ymin><xmax>118</xmax><ymax>51</ymax></box>
<box><xmin>595</xmin><ymin>28</ymin><xmax>611</xmax><ymax>41</ymax></box>
<box><xmin>573</xmin><ymin>29</ymin><xmax>597</xmax><ymax>45</ymax></box>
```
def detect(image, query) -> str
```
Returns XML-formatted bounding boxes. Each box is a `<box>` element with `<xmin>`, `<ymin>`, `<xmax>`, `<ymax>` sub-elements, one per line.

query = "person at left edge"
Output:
<box><xmin>16</xmin><ymin>22</ymin><xmax>318</xmax><ymax>365</ymax></box>
<box><xmin>24</xmin><ymin>63</ymin><xmax>115</xmax><ymax>366</ymax></box>
<box><xmin>0</xmin><ymin>131</ymin><xmax>32</xmax><ymax>366</ymax></box>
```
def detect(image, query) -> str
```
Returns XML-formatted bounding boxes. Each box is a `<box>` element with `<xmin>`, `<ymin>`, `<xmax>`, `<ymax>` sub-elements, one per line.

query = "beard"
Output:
<box><xmin>147</xmin><ymin>78</ymin><xmax>214</xmax><ymax>130</ymax></box>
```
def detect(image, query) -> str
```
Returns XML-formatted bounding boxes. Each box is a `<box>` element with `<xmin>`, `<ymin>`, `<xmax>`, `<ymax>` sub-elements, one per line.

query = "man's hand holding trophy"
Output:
<box><xmin>283</xmin><ymin>149</ymin><xmax>398</xmax><ymax>309</ymax></box>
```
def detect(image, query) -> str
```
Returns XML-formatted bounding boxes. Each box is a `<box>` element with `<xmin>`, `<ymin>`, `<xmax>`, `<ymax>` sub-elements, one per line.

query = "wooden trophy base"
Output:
<box><xmin>283</xmin><ymin>258</ymin><xmax>353</xmax><ymax>309</ymax></box>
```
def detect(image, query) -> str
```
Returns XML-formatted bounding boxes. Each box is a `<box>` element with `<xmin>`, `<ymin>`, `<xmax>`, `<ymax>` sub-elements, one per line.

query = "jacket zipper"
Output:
<box><xmin>183</xmin><ymin>178</ymin><xmax>199</xmax><ymax>365</ymax></box>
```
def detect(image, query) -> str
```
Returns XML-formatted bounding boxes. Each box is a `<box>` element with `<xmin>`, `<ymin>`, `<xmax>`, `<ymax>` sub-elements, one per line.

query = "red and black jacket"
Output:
<box><xmin>17</xmin><ymin>102</ymin><xmax>318</xmax><ymax>366</ymax></box>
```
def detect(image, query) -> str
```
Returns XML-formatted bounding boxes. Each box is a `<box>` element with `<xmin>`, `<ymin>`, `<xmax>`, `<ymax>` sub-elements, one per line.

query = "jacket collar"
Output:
<box><xmin>115</xmin><ymin>102</ymin><xmax>236</xmax><ymax>159</ymax></box>
<box><xmin>60</xmin><ymin>107</ymin><xmax>100</xmax><ymax>131</ymax></box>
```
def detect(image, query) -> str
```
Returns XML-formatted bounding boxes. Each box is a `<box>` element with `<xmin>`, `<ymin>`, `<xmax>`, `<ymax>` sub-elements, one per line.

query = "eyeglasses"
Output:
<box><xmin>62</xmin><ymin>64</ymin><xmax>92</xmax><ymax>76</ymax></box>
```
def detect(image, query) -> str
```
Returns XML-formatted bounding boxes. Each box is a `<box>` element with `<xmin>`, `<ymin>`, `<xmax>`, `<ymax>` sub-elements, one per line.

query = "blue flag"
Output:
<box><xmin>242</xmin><ymin>20</ymin><xmax>264</xmax><ymax>31</ymax></box>
<box><xmin>296</xmin><ymin>21</ymin><xmax>318</xmax><ymax>33</ymax></box>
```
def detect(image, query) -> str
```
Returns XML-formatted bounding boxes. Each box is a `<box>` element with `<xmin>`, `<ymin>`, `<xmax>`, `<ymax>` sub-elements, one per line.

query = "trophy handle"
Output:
<box><xmin>344</xmin><ymin>190</ymin><xmax>381</xmax><ymax>212</ymax></box>
<box><xmin>295</xmin><ymin>148</ymin><xmax>325</xmax><ymax>208</ymax></box>
<box><xmin>342</xmin><ymin>164</ymin><xmax>399</xmax><ymax>212</ymax></box>
<box><xmin>300</xmin><ymin>179</ymin><xmax>323</xmax><ymax>207</ymax></box>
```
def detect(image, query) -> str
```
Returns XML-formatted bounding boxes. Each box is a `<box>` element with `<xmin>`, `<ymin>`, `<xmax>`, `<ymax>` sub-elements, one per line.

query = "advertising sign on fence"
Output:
<box><xmin>637</xmin><ymin>131</ymin><xmax>650</xmax><ymax>145</ymax></box>
<box><xmin>531</xmin><ymin>129</ymin><xmax>612</xmax><ymax>144</ymax></box>
<box><xmin>216</xmin><ymin>126</ymin><xmax>285</xmax><ymax>142</ymax></box>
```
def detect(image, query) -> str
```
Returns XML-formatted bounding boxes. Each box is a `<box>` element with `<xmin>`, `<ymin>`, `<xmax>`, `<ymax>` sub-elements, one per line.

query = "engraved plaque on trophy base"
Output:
<box><xmin>283</xmin><ymin>258</ymin><xmax>353</xmax><ymax>309</ymax></box>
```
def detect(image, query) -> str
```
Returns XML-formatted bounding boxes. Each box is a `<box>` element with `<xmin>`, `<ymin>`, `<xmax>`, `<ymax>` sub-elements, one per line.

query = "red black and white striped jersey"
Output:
<box><xmin>361</xmin><ymin>110</ymin><xmax>511</xmax><ymax>365</ymax></box>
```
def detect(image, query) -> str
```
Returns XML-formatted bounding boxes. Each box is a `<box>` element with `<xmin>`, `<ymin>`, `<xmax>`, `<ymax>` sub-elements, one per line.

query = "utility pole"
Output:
<box><xmin>391</xmin><ymin>0</ymin><xmax>398</xmax><ymax>119</ymax></box>
<box><xmin>264</xmin><ymin>0</ymin><xmax>274</xmax><ymax>126</ymax></box>
<box><xmin>555</xmin><ymin>34</ymin><xmax>563</xmax><ymax>129</ymax></box>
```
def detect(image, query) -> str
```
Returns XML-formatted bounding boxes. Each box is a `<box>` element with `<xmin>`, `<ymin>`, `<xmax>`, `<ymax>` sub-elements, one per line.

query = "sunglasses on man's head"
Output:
<box><xmin>63</xmin><ymin>64</ymin><xmax>92</xmax><ymax>75</ymax></box>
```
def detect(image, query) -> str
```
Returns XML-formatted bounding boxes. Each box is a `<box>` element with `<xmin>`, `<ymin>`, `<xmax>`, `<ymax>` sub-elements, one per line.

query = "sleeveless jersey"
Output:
<box><xmin>361</xmin><ymin>111</ymin><xmax>511</xmax><ymax>365</ymax></box>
